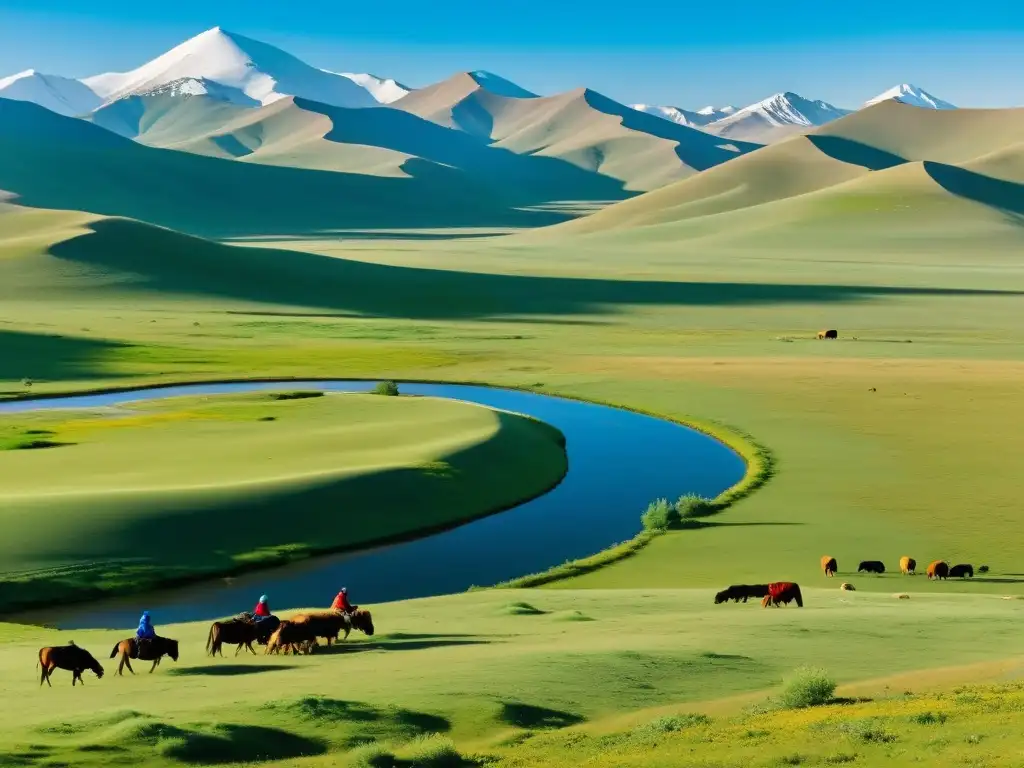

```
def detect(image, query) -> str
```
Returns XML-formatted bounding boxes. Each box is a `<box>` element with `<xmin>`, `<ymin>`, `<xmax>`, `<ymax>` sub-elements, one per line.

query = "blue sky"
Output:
<box><xmin>1</xmin><ymin>1</ymin><xmax>1023</xmax><ymax>108</ymax></box>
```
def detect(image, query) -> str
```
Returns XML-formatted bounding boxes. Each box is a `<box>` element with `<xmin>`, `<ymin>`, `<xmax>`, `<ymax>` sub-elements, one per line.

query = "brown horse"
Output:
<box><xmin>821</xmin><ymin>556</ymin><xmax>837</xmax><ymax>577</ymax></box>
<box><xmin>290</xmin><ymin>609</ymin><xmax>375</xmax><ymax>645</ymax></box>
<box><xmin>38</xmin><ymin>643</ymin><xmax>104</xmax><ymax>687</ymax></box>
<box><xmin>266</xmin><ymin>621</ymin><xmax>319</xmax><ymax>655</ymax></box>
<box><xmin>109</xmin><ymin>636</ymin><xmax>179</xmax><ymax>675</ymax></box>
<box><xmin>206</xmin><ymin>617</ymin><xmax>258</xmax><ymax>657</ymax></box>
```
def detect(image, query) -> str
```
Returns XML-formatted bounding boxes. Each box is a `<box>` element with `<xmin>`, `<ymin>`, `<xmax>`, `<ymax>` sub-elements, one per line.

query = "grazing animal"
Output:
<box><xmin>762</xmin><ymin>582</ymin><xmax>803</xmax><ymax>608</ymax></box>
<box><xmin>978</xmin><ymin>565</ymin><xmax>990</xmax><ymax>574</ymax></box>
<box><xmin>714</xmin><ymin>584</ymin><xmax>770</xmax><ymax>604</ymax></box>
<box><xmin>900</xmin><ymin>557</ymin><xmax>916</xmax><ymax>575</ymax></box>
<box><xmin>206</xmin><ymin>617</ymin><xmax>258</xmax><ymax>657</ymax></box>
<box><xmin>841</xmin><ymin>582</ymin><xmax>855</xmax><ymax>591</ymax></box>
<box><xmin>38</xmin><ymin>643</ymin><xmax>104</xmax><ymax>687</ymax></box>
<box><xmin>109</xmin><ymin>636</ymin><xmax>179</xmax><ymax>676</ymax></box>
<box><xmin>895</xmin><ymin>593</ymin><xmax>910</xmax><ymax>600</ymax></box>
<box><xmin>927</xmin><ymin>560</ymin><xmax>949</xmax><ymax>580</ymax></box>
<box><xmin>817</xmin><ymin>329</ymin><xmax>838</xmax><ymax>340</ymax></box>
<box><xmin>858</xmin><ymin>561</ymin><xmax>886</xmax><ymax>574</ymax></box>
<box><xmin>266</xmin><ymin>621</ymin><xmax>319</xmax><ymax>655</ymax></box>
<box><xmin>949</xmin><ymin>564</ymin><xmax>974</xmax><ymax>579</ymax></box>
<box><xmin>821</xmin><ymin>556</ymin><xmax>838</xmax><ymax>577</ymax></box>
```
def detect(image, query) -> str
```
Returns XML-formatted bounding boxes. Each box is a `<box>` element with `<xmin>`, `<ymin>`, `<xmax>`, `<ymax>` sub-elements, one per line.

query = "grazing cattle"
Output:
<box><xmin>978</xmin><ymin>565</ymin><xmax>990</xmax><ymax>574</ymax></box>
<box><xmin>821</xmin><ymin>556</ymin><xmax>838</xmax><ymax>577</ymax></box>
<box><xmin>858</xmin><ymin>561</ymin><xmax>886</xmax><ymax>574</ymax></box>
<box><xmin>900</xmin><ymin>557</ymin><xmax>916</xmax><ymax>575</ymax></box>
<box><xmin>38</xmin><ymin>643</ymin><xmax>104</xmax><ymax>687</ymax></box>
<box><xmin>714</xmin><ymin>584</ymin><xmax>770</xmax><ymax>604</ymax></box>
<box><xmin>266</xmin><ymin>621</ymin><xmax>319</xmax><ymax>655</ymax></box>
<box><xmin>841</xmin><ymin>582</ymin><xmax>855</xmax><ymax>591</ymax></box>
<box><xmin>109</xmin><ymin>636</ymin><xmax>179</xmax><ymax>676</ymax></box>
<box><xmin>949</xmin><ymin>564</ymin><xmax>974</xmax><ymax>579</ymax></box>
<box><xmin>927</xmin><ymin>561</ymin><xmax>949</xmax><ymax>580</ymax></box>
<box><xmin>762</xmin><ymin>582</ymin><xmax>803</xmax><ymax>608</ymax></box>
<box><xmin>817</xmin><ymin>330</ymin><xmax>838</xmax><ymax>340</ymax></box>
<box><xmin>206</xmin><ymin>617</ymin><xmax>258</xmax><ymax>657</ymax></box>
<box><xmin>895</xmin><ymin>593</ymin><xmax>910</xmax><ymax>600</ymax></box>
<box><xmin>288</xmin><ymin>611</ymin><xmax>350</xmax><ymax>646</ymax></box>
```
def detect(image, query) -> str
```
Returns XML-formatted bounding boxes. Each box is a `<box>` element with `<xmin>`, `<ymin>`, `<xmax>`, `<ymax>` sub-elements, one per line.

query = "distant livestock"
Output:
<box><xmin>38</xmin><ymin>643</ymin><xmax>104</xmax><ymax>687</ymax></box>
<box><xmin>858</xmin><ymin>561</ymin><xmax>886</xmax><ymax>574</ymax></box>
<box><xmin>715</xmin><ymin>584</ymin><xmax>770</xmax><ymax>604</ymax></box>
<box><xmin>841</xmin><ymin>582</ymin><xmax>855</xmax><ymax>591</ymax></box>
<box><xmin>900</xmin><ymin>557</ymin><xmax>916</xmax><ymax>575</ymax></box>
<box><xmin>821</xmin><ymin>556</ymin><xmax>838</xmax><ymax>577</ymax></box>
<box><xmin>817</xmin><ymin>329</ymin><xmax>838</xmax><ymax>340</ymax></box>
<box><xmin>895</xmin><ymin>593</ymin><xmax>910</xmax><ymax>600</ymax></box>
<box><xmin>762</xmin><ymin>582</ymin><xmax>803</xmax><ymax>608</ymax></box>
<box><xmin>979</xmin><ymin>565</ymin><xmax>990</xmax><ymax>574</ymax></box>
<box><xmin>927</xmin><ymin>561</ymin><xmax>949</xmax><ymax>580</ymax></box>
<box><xmin>949</xmin><ymin>564</ymin><xmax>974</xmax><ymax>579</ymax></box>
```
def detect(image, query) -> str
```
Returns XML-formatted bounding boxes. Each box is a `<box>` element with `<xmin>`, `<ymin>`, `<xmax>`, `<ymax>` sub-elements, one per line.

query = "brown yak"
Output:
<box><xmin>109</xmin><ymin>635</ymin><xmax>179</xmax><ymax>676</ymax></box>
<box><xmin>206</xmin><ymin>617</ymin><xmax>258</xmax><ymax>657</ymax></box>
<box><xmin>290</xmin><ymin>609</ymin><xmax>375</xmax><ymax>645</ymax></box>
<box><xmin>761</xmin><ymin>582</ymin><xmax>803</xmax><ymax>608</ymax></box>
<box><xmin>266</xmin><ymin>621</ymin><xmax>319</xmax><ymax>655</ymax></box>
<box><xmin>38</xmin><ymin>643</ymin><xmax>104</xmax><ymax>687</ymax></box>
<box><xmin>821</xmin><ymin>556</ymin><xmax>837</xmax><ymax>577</ymax></box>
<box><xmin>900</xmin><ymin>556</ymin><xmax>916</xmax><ymax>575</ymax></box>
<box><xmin>817</xmin><ymin>330</ymin><xmax>838</xmax><ymax>340</ymax></box>
<box><xmin>927</xmin><ymin>560</ymin><xmax>949</xmax><ymax>580</ymax></box>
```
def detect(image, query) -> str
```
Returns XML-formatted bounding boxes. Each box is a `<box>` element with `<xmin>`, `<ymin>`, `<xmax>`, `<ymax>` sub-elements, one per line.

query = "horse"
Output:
<box><xmin>821</xmin><ymin>556</ymin><xmax>837</xmax><ymax>577</ymax></box>
<box><xmin>38</xmin><ymin>643</ymin><xmax>104</xmax><ymax>687</ymax></box>
<box><xmin>206</xmin><ymin>617</ymin><xmax>259</xmax><ymax>657</ymax></box>
<box><xmin>109</xmin><ymin>636</ymin><xmax>179</xmax><ymax>675</ymax></box>
<box><xmin>266</xmin><ymin>621</ymin><xmax>319</xmax><ymax>655</ymax></box>
<box><xmin>290</xmin><ymin>609</ymin><xmax>375</xmax><ymax>645</ymax></box>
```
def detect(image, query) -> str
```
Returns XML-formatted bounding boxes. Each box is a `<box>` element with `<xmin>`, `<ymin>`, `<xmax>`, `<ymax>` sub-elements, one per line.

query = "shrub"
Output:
<box><xmin>633</xmin><ymin>714</ymin><xmax>710</xmax><ymax>739</ymax></box>
<box><xmin>348</xmin><ymin>742</ymin><xmax>396</xmax><ymax>768</ymax></box>
<box><xmin>839</xmin><ymin>719</ymin><xmax>898</xmax><ymax>744</ymax></box>
<box><xmin>779</xmin><ymin>667</ymin><xmax>837</xmax><ymax>709</ymax></box>
<box><xmin>675</xmin><ymin>494</ymin><xmax>716</xmax><ymax>519</ymax></box>
<box><xmin>373</xmin><ymin>381</ymin><xmax>400</xmax><ymax>397</ymax></box>
<box><xmin>910</xmin><ymin>711</ymin><xmax>948</xmax><ymax>725</ymax></box>
<box><xmin>641</xmin><ymin>498</ymin><xmax>679</xmax><ymax>531</ymax></box>
<box><xmin>272</xmin><ymin>391</ymin><xmax>324</xmax><ymax>401</ymax></box>
<box><xmin>401</xmin><ymin>734</ymin><xmax>463</xmax><ymax>767</ymax></box>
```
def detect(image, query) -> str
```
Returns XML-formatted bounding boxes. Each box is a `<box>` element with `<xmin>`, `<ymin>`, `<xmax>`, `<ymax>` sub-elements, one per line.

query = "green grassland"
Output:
<box><xmin>0</xmin><ymin>392</ymin><xmax>567</xmax><ymax>612</ymax></box>
<box><xmin>0</xmin><ymin>590</ymin><xmax>1022</xmax><ymax>767</ymax></box>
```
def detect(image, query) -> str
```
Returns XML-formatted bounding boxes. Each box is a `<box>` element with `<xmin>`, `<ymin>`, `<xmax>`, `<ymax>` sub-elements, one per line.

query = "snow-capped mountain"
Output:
<box><xmin>865</xmin><ymin>84</ymin><xmax>956</xmax><ymax>110</ymax></box>
<box><xmin>83</xmin><ymin>27</ymin><xmax>376</xmax><ymax>109</ymax></box>
<box><xmin>725</xmin><ymin>92</ymin><xmax>850</xmax><ymax>127</ymax></box>
<box><xmin>0</xmin><ymin>69</ymin><xmax>101</xmax><ymax>117</ymax></box>
<box><xmin>631</xmin><ymin>104</ymin><xmax>736</xmax><ymax>127</ymax></box>
<box><xmin>129</xmin><ymin>76</ymin><xmax>261</xmax><ymax>105</ymax></box>
<box><xmin>337</xmin><ymin>73</ymin><xmax>411</xmax><ymax>104</ymax></box>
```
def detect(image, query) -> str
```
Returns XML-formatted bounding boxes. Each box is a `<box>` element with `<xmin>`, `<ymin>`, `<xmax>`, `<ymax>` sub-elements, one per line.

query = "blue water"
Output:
<box><xmin>2</xmin><ymin>381</ymin><xmax>745</xmax><ymax>629</ymax></box>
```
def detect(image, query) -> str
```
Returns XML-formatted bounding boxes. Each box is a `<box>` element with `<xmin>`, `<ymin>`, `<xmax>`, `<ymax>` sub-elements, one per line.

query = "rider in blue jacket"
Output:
<box><xmin>134</xmin><ymin>611</ymin><xmax>156</xmax><ymax>657</ymax></box>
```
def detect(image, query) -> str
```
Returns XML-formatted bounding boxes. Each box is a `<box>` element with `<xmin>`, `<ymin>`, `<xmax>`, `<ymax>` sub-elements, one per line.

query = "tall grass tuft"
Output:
<box><xmin>675</xmin><ymin>493</ymin><xmax>716</xmax><ymax>520</ymax></box>
<box><xmin>401</xmin><ymin>734</ymin><xmax>464</xmax><ymax>766</ymax></box>
<box><xmin>641</xmin><ymin>498</ymin><xmax>679</xmax><ymax>531</ymax></box>
<box><xmin>779</xmin><ymin>667</ymin><xmax>837</xmax><ymax>709</ymax></box>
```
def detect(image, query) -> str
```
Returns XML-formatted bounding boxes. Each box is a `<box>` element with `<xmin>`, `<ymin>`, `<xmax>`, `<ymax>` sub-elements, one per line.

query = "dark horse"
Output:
<box><xmin>38</xmin><ymin>643</ymin><xmax>104</xmax><ymax>687</ymax></box>
<box><xmin>206</xmin><ymin>615</ymin><xmax>280</xmax><ymax>656</ymax></box>
<box><xmin>109</xmin><ymin>636</ymin><xmax>179</xmax><ymax>675</ymax></box>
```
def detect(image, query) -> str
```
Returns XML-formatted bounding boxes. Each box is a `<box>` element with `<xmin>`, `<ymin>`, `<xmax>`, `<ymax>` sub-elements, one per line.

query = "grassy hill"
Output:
<box><xmin>0</xmin><ymin>392</ymin><xmax>567</xmax><ymax>611</ymax></box>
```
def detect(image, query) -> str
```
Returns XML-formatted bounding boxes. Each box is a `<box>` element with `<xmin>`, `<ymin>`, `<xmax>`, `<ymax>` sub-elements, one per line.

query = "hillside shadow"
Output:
<box><xmin>318</xmin><ymin>637</ymin><xmax>491</xmax><ymax>655</ymax></box>
<box><xmin>499</xmin><ymin>701</ymin><xmax>585</xmax><ymax>730</ymax></box>
<box><xmin>158</xmin><ymin>724</ymin><xmax>325</xmax><ymax>764</ymax></box>
<box><xmin>0</xmin><ymin>330</ymin><xmax>130</xmax><ymax>384</ymax></box>
<box><xmin>805</xmin><ymin>135</ymin><xmax>907</xmax><ymax>171</ymax></box>
<box><xmin>924</xmin><ymin>161</ymin><xmax>1024</xmax><ymax>222</ymax></box>
<box><xmin>47</xmin><ymin>219</ymin><xmax>1024</xmax><ymax>321</ymax></box>
<box><xmin>169</xmin><ymin>664</ymin><xmax>297</xmax><ymax>676</ymax></box>
<box><xmin>264</xmin><ymin>696</ymin><xmax>451</xmax><ymax>735</ymax></box>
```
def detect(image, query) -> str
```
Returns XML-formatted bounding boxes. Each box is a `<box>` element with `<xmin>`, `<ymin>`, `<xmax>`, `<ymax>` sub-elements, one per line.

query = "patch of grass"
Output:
<box><xmin>499</xmin><ymin>602</ymin><xmax>547</xmax><ymax>616</ymax></box>
<box><xmin>550</xmin><ymin>610</ymin><xmax>594</xmax><ymax>622</ymax></box>
<box><xmin>373</xmin><ymin>381</ymin><xmax>400</xmax><ymax>397</ymax></box>
<box><xmin>632</xmin><ymin>713</ymin><xmax>711</xmax><ymax>739</ymax></box>
<box><xmin>271</xmin><ymin>390</ymin><xmax>325</xmax><ymax>400</ymax></box>
<box><xmin>779</xmin><ymin>667</ymin><xmax>837</xmax><ymax>709</ymax></box>
<box><xmin>398</xmin><ymin>735</ymin><xmax>466</xmax><ymax>767</ymax></box>
<box><xmin>348</xmin><ymin>742</ymin><xmax>397</xmax><ymax>767</ymax></box>
<box><xmin>838</xmin><ymin>719</ymin><xmax>899</xmax><ymax>744</ymax></box>
<box><xmin>909</xmin><ymin>711</ymin><xmax>948</xmax><ymax>725</ymax></box>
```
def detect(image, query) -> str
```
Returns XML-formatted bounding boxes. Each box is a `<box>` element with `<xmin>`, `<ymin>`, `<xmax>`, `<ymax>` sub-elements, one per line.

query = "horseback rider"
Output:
<box><xmin>331</xmin><ymin>587</ymin><xmax>356</xmax><ymax>615</ymax></box>
<box><xmin>254</xmin><ymin>594</ymin><xmax>271</xmax><ymax>619</ymax></box>
<box><xmin>134</xmin><ymin>611</ymin><xmax>156</xmax><ymax>659</ymax></box>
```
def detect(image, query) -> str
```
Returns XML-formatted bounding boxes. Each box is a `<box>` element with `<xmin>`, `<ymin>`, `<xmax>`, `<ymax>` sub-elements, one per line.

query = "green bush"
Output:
<box><xmin>779</xmin><ymin>667</ymin><xmax>837</xmax><ymax>709</ymax></box>
<box><xmin>401</xmin><ymin>734</ymin><xmax>463</xmax><ymax>766</ymax></box>
<box><xmin>910</xmin><ymin>711</ymin><xmax>948</xmax><ymax>725</ymax></box>
<box><xmin>348</xmin><ymin>743</ymin><xmax>397</xmax><ymax>768</ymax></box>
<box><xmin>633</xmin><ymin>713</ymin><xmax>710</xmax><ymax>739</ymax></box>
<box><xmin>641</xmin><ymin>498</ymin><xmax>679</xmax><ymax>531</ymax></box>
<box><xmin>373</xmin><ymin>381</ymin><xmax>400</xmax><ymax>397</ymax></box>
<box><xmin>675</xmin><ymin>494</ymin><xmax>716</xmax><ymax>519</ymax></box>
<box><xmin>839</xmin><ymin>719</ymin><xmax>898</xmax><ymax>744</ymax></box>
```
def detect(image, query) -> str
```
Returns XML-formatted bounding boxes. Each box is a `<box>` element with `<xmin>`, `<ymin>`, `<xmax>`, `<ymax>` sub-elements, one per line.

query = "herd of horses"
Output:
<box><xmin>36</xmin><ymin>609</ymin><xmax>375</xmax><ymax>688</ymax></box>
<box><xmin>713</xmin><ymin>556</ymin><xmax>983</xmax><ymax>610</ymax></box>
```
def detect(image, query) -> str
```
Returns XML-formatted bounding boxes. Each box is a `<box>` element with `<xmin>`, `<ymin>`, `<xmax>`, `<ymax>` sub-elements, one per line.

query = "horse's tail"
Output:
<box><xmin>206</xmin><ymin>623</ymin><xmax>218</xmax><ymax>656</ymax></box>
<box><xmin>794</xmin><ymin>585</ymin><xmax>804</xmax><ymax>608</ymax></box>
<box><xmin>109</xmin><ymin>642</ymin><xmax>122</xmax><ymax>659</ymax></box>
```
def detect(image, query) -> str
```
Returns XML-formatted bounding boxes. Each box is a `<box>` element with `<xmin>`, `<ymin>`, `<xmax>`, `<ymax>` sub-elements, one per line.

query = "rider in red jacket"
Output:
<box><xmin>331</xmin><ymin>587</ymin><xmax>354</xmax><ymax>613</ymax></box>
<box><xmin>254</xmin><ymin>595</ymin><xmax>271</xmax><ymax>618</ymax></box>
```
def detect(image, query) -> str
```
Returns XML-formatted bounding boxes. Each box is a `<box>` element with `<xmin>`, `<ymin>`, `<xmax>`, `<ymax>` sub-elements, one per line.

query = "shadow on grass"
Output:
<box><xmin>168</xmin><ymin>664</ymin><xmax>298</xmax><ymax>676</ymax></box>
<box><xmin>46</xmin><ymin>218</ymin><xmax>1024</xmax><ymax>322</ymax></box>
<box><xmin>156</xmin><ymin>724</ymin><xmax>326</xmax><ymax>764</ymax></box>
<box><xmin>499</xmin><ymin>701</ymin><xmax>585</xmax><ymax>730</ymax></box>
<box><xmin>263</xmin><ymin>696</ymin><xmax>451</xmax><ymax>734</ymax></box>
<box><xmin>317</xmin><ymin>638</ymin><xmax>491</xmax><ymax>655</ymax></box>
<box><xmin>0</xmin><ymin>330</ymin><xmax>131</xmax><ymax>384</ymax></box>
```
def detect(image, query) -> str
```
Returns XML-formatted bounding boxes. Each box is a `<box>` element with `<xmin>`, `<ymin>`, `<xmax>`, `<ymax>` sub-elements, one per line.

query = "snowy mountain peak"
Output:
<box><xmin>730</xmin><ymin>91</ymin><xmax>850</xmax><ymax>127</ymax></box>
<box><xmin>337</xmin><ymin>72</ymin><xmax>410</xmax><ymax>104</ymax></box>
<box><xmin>631</xmin><ymin>104</ymin><xmax>732</xmax><ymax>128</ymax></box>
<box><xmin>865</xmin><ymin>84</ymin><xmax>956</xmax><ymax>110</ymax></box>
<box><xmin>82</xmin><ymin>26</ymin><xmax>375</xmax><ymax>109</ymax></box>
<box><xmin>0</xmin><ymin>68</ymin><xmax>101</xmax><ymax>116</ymax></box>
<box><xmin>697</xmin><ymin>105</ymin><xmax>736</xmax><ymax>116</ymax></box>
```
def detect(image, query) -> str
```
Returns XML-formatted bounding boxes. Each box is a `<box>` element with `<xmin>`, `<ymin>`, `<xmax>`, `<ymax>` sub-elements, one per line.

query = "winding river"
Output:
<box><xmin>1</xmin><ymin>381</ymin><xmax>745</xmax><ymax>629</ymax></box>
